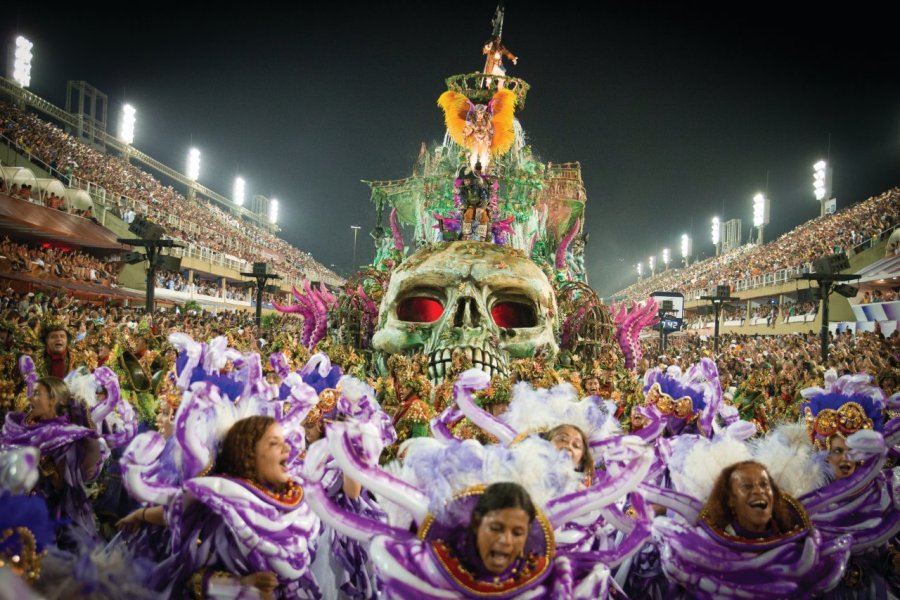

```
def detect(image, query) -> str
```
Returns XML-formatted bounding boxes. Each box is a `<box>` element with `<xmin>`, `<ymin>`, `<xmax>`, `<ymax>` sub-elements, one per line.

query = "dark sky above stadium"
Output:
<box><xmin>4</xmin><ymin>4</ymin><xmax>897</xmax><ymax>296</ymax></box>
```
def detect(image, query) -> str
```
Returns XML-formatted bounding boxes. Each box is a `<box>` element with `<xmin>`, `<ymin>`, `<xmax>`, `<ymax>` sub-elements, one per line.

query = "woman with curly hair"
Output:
<box><xmin>1</xmin><ymin>376</ymin><xmax>107</xmax><ymax>541</ymax></box>
<box><xmin>701</xmin><ymin>461</ymin><xmax>804</xmax><ymax>539</ymax></box>
<box><xmin>153</xmin><ymin>415</ymin><xmax>321</xmax><ymax>599</ymax></box>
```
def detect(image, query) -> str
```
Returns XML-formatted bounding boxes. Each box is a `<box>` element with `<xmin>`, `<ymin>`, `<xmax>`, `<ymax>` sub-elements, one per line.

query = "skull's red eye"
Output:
<box><xmin>491</xmin><ymin>302</ymin><xmax>537</xmax><ymax>328</ymax></box>
<box><xmin>397</xmin><ymin>297</ymin><xmax>444</xmax><ymax>322</ymax></box>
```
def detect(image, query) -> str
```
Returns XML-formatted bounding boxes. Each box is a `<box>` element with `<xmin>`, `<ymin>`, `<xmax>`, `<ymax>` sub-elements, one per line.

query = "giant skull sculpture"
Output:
<box><xmin>372</xmin><ymin>241</ymin><xmax>558</xmax><ymax>384</ymax></box>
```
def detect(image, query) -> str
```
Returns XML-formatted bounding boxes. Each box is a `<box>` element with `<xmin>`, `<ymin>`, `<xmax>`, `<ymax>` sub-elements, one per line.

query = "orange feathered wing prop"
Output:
<box><xmin>437</xmin><ymin>91</ymin><xmax>471</xmax><ymax>148</ymax></box>
<box><xmin>437</xmin><ymin>88</ymin><xmax>517</xmax><ymax>157</ymax></box>
<box><xmin>488</xmin><ymin>88</ymin><xmax>516</xmax><ymax>155</ymax></box>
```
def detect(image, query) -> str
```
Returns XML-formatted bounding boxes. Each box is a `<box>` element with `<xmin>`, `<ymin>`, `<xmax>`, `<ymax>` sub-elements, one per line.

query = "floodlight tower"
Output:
<box><xmin>186</xmin><ymin>148</ymin><xmax>200</xmax><ymax>200</ymax></box>
<box><xmin>752</xmin><ymin>193</ymin><xmax>769</xmax><ymax>245</ymax></box>
<box><xmin>119</xmin><ymin>103</ymin><xmax>136</xmax><ymax>162</ymax></box>
<box><xmin>636</xmin><ymin>262</ymin><xmax>643</xmax><ymax>281</ymax></box>
<box><xmin>234</xmin><ymin>177</ymin><xmax>246</xmax><ymax>207</ymax></box>
<box><xmin>711</xmin><ymin>216</ymin><xmax>721</xmax><ymax>256</ymax></box>
<box><xmin>813</xmin><ymin>160</ymin><xmax>832</xmax><ymax>217</ymax></box>
<box><xmin>662</xmin><ymin>248</ymin><xmax>670</xmax><ymax>271</ymax></box>
<box><xmin>649</xmin><ymin>255</ymin><xmax>655</xmax><ymax>277</ymax></box>
<box><xmin>269</xmin><ymin>198</ymin><xmax>279</xmax><ymax>224</ymax></box>
<box><xmin>12</xmin><ymin>36</ymin><xmax>33</xmax><ymax>88</ymax></box>
<box><xmin>681</xmin><ymin>234</ymin><xmax>691</xmax><ymax>267</ymax></box>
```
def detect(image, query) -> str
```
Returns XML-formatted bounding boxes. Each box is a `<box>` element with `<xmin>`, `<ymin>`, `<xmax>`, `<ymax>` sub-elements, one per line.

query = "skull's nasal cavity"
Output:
<box><xmin>453</xmin><ymin>298</ymin><xmax>481</xmax><ymax>328</ymax></box>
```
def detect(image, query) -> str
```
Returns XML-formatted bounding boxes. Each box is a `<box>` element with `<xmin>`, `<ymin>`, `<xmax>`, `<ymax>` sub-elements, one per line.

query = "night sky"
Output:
<box><xmin>3</xmin><ymin>4</ymin><xmax>897</xmax><ymax>297</ymax></box>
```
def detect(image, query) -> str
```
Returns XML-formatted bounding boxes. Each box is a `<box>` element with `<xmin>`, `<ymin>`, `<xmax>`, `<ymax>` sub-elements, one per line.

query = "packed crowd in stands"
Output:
<box><xmin>616</xmin><ymin>188</ymin><xmax>900</xmax><ymax>302</ymax></box>
<box><xmin>641</xmin><ymin>330</ymin><xmax>898</xmax><ymax>403</ymax></box>
<box><xmin>0</xmin><ymin>237</ymin><xmax>119</xmax><ymax>285</ymax></box>
<box><xmin>0</xmin><ymin>102</ymin><xmax>337</xmax><ymax>284</ymax></box>
<box><xmin>155</xmin><ymin>270</ymin><xmax>250</xmax><ymax>301</ymax></box>
<box><xmin>861</xmin><ymin>288</ymin><xmax>898</xmax><ymax>304</ymax></box>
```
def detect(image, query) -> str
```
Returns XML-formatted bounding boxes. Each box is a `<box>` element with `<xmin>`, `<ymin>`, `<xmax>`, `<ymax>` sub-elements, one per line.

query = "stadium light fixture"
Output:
<box><xmin>753</xmin><ymin>192</ymin><xmax>769</xmax><ymax>244</ymax></box>
<box><xmin>233</xmin><ymin>177</ymin><xmax>245</xmax><ymax>206</ymax></box>
<box><xmin>813</xmin><ymin>159</ymin><xmax>830</xmax><ymax>202</ymax></box>
<box><xmin>118</xmin><ymin>104</ymin><xmax>136</xmax><ymax>145</ymax></box>
<box><xmin>186</xmin><ymin>148</ymin><xmax>201</xmax><ymax>181</ymax></box>
<box><xmin>662</xmin><ymin>248</ymin><xmax>670</xmax><ymax>268</ymax></box>
<box><xmin>13</xmin><ymin>36</ymin><xmax>33</xmax><ymax>88</ymax></box>
<box><xmin>636</xmin><ymin>262</ymin><xmax>643</xmax><ymax>278</ymax></box>
<box><xmin>269</xmin><ymin>198</ymin><xmax>279</xmax><ymax>224</ymax></box>
<box><xmin>681</xmin><ymin>234</ymin><xmax>691</xmax><ymax>258</ymax></box>
<box><xmin>648</xmin><ymin>255</ymin><xmax>655</xmax><ymax>276</ymax></box>
<box><xmin>752</xmin><ymin>193</ymin><xmax>767</xmax><ymax>227</ymax></box>
<box><xmin>711</xmin><ymin>217</ymin><xmax>720</xmax><ymax>246</ymax></box>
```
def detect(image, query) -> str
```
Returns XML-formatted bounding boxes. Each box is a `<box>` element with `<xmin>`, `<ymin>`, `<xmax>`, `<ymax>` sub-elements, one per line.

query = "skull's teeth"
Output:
<box><xmin>426</xmin><ymin>346</ymin><xmax>508</xmax><ymax>385</ymax></box>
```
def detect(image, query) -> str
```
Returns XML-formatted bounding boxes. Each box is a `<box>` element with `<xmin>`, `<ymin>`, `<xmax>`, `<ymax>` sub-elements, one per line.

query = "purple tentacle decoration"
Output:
<box><xmin>452</xmin><ymin>368</ymin><xmax>517</xmax><ymax>444</ymax></box>
<box><xmin>610</xmin><ymin>299</ymin><xmax>659</xmax><ymax>370</ymax></box>
<box><xmin>490</xmin><ymin>215</ymin><xmax>515</xmax><ymax>245</ymax></box>
<box><xmin>356</xmin><ymin>284</ymin><xmax>380</xmax><ymax>345</ymax></box>
<box><xmin>555</xmin><ymin>217</ymin><xmax>581</xmax><ymax>270</ymax></box>
<box><xmin>327</xmin><ymin>421</ymin><xmax>430</xmax><ymax>524</ymax></box>
<box><xmin>273</xmin><ymin>281</ymin><xmax>336</xmax><ymax>350</ymax></box>
<box><xmin>560</xmin><ymin>302</ymin><xmax>592</xmax><ymax>350</ymax></box>
<box><xmin>18</xmin><ymin>354</ymin><xmax>37</xmax><ymax>398</ymax></box>
<box><xmin>389</xmin><ymin>207</ymin><xmax>404</xmax><ymax>251</ymax></box>
<box><xmin>545</xmin><ymin>436</ymin><xmax>653</xmax><ymax>528</ymax></box>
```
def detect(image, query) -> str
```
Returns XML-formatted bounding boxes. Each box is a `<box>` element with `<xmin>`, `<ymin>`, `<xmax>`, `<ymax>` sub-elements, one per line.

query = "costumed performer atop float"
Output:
<box><xmin>302</xmin><ymin>377</ymin><xmax>655</xmax><ymax>599</ymax></box>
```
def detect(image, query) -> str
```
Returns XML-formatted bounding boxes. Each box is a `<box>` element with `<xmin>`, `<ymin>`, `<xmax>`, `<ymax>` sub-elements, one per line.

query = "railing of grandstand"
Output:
<box><xmin>0</xmin><ymin>132</ymin><xmax>71</xmax><ymax>184</ymax></box>
<box><xmin>848</xmin><ymin>223</ymin><xmax>897</xmax><ymax>255</ymax></box>
<box><xmin>65</xmin><ymin>177</ymin><xmax>333</xmax><ymax>289</ymax></box>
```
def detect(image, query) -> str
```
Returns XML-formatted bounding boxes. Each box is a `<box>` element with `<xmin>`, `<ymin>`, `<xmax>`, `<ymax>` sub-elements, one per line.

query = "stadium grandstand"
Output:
<box><xmin>0</xmin><ymin>77</ymin><xmax>342</xmax><ymax>313</ymax></box>
<box><xmin>612</xmin><ymin>187</ymin><xmax>900</xmax><ymax>338</ymax></box>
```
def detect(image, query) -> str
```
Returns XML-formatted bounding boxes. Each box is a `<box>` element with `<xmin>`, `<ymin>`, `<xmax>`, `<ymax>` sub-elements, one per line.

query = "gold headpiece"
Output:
<box><xmin>644</xmin><ymin>382</ymin><xmax>695</xmax><ymax>419</ymax></box>
<box><xmin>804</xmin><ymin>401</ymin><xmax>874</xmax><ymax>450</ymax></box>
<box><xmin>304</xmin><ymin>388</ymin><xmax>339</xmax><ymax>427</ymax></box>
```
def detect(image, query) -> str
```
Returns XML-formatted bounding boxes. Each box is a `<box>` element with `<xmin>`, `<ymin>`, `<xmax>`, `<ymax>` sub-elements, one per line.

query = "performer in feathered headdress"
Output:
<box><xmin>437</xmin><ymin>87</ymin><xmax>516</xmax><ymax>171</ymax></box>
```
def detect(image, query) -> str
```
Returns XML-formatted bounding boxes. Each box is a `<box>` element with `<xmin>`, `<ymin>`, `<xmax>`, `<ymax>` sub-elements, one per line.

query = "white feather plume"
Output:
<box><xmin>751</xmin><ymin>423</ymin><xmax>826</xmax><ymax>497</ymax></box>
<box><xmin>500</xmin><ymin>381</ymin><xmax>621</xmax><ymax>443</ymax></box>
<box><xmin>669</xmin><ymin>436</ymin><xmax>753</xmax><ymax>502</ymax></box>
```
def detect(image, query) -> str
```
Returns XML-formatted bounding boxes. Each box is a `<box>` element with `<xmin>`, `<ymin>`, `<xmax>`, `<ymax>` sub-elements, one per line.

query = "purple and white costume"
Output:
<box><xmin>303</xmin><ymin>372</ymin><xmax>655</xmax><ymax>599</ymax></box>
